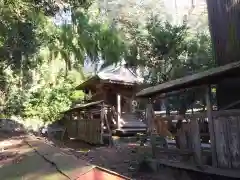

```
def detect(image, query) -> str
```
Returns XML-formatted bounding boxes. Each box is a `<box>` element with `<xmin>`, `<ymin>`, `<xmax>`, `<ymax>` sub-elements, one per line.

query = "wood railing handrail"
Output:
<box><xmin>185</xmin><ymin>109</ymin><xmax>240</xmax><ymax>118</ymax></box>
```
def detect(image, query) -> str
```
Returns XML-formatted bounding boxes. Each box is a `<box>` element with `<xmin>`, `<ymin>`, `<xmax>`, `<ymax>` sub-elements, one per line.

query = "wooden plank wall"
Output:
<box><xmin>214</xmin><ymin>117</ymin><xmax>230</xmax><ymax>168</ymax></box>
<box><xmin>76</xmin><ymin>118</ymin><xmax>102</xmax><ymax>144</ymax></box>
<box><xmin>227</xmin><ymin>116</ymin><xmax>240</xmax><ymax>168</ymax></box>
<box><xmin>183</xmin><ymin>110</ymin><xmax>240</xmax><ymax>169</ymax></box>
<box><xmin>70</xmin><ymin>121</ymin><xmax>78</xmax><ymax>137</ymax></box>
<box><xmin>214</xmin><ymin>114</ymin><xmax>240</xmax><ymax>169</ymax></box>
<box><xmin>66</xmin><ymin>115</ymin><xmax>78</xmax><ymax>137</ymax></box>
<box><xmin>188</xmin><ymin>118</ymin><xmax>202</xmax><ymax>165</ymax></box>
<box><xmin>65</xmin><ymin>110</ymin><xmax>103</xmax><ymax>145</ymax></box>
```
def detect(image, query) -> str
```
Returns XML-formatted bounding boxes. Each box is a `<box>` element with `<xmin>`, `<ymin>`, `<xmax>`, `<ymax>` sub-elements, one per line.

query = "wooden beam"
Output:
<box><xmin>104</xmin><ymin>83</ymin><xmax>137</xmax><ymax>92</ymax></box>
<box><xmin>205</xmin><ymin>85</ymin><xmax>217</xmax><ymax>167</ymax></box>
<box><xmin>150</xmin><ymin>85</ymin><xmax>206</xmax><ymax>100</ymax></box>
<box><xmin>117</xmin><ymin>93</ymin><xmax>121</xmax><ymax>129</ymax></box>
<box><xmin>104</xmin><ymin>110</ymin><xmax>114</xmax><ymax>146</ymax></box>
<box><xmin>146</xmin><ymin>99</ymin><xmax>154</xmax><ymax>133</ymax></box>
<box><xmin>189</xmin><ymin>118</ymin><xmax>202</xmax><ymax>165</ymax></box>
<box><xmin>136</xmin><ymin>61</ymin><xmax>240</xmax><ymax>98</ymax></box>
<box><xmin>100</xmin><ymin>103</ymin><xmax>105</xmax><ymax>144</ymax></box>
<box><xmin>146</xmin><ymin>98</ymin><xmax>157</xmax><ymax>158</ymax></box>
<box><xmin>96</xmin><ymin>83</ymin><xmax>104</xmax><ymax>89</ymax></box>
<box><xmin>130</xmin><ymin>96</ymin><xmax>135</xmax><ymax>113</ymax></box>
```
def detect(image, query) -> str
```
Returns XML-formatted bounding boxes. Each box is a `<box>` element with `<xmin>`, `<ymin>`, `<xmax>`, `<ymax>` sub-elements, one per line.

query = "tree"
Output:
<box><xmin>47</xmin><ymin>8</ymin><xmax>126</xmax><ymax>73</ymax></box>
<box><xmin>0</xmin><ymin>0</ymin><xmax>126</xmax><ymax>122</ymax></box>
<box><xmin>206</xmin><ymin>0</ymin><xmax>240</xmax><ymax>109</ymax></box>
<box><xmin>0</xmin><ymin>0</ymin><xmax>214</xmax><ymax>124</ymax></box>
<box><xmin>0</xmin><ymin>0</ymin><xmax>52</xmax><ymax>114</ymax></box>
<box><xmin>124</xmin><ymin>17</ymin><xmax>214</xmax><ymax>114</ymax></box>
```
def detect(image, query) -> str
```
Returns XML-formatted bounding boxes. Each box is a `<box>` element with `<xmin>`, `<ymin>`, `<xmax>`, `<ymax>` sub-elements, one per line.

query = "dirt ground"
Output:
<box><xmin>48</xmin><ymin>136</ymin><xmax>180</xmax><ymax>180</ymax></box>
<box><xmin>0</xmin><ymin>130</ymin><xmax>193</xmax><ymax>180</ymax></box>
<box><xmin>0</xmin><ymin>131</ymin><xmax>68</xmax><ymax>180</ymax></box>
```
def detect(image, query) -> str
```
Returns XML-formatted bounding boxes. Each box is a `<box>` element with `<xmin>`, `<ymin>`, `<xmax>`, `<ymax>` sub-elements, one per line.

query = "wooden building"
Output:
<box><xmin>62</xmin><ymin>65</ymin><xmax>147</xmax><ymax>144</ymax></box>
<box><xmin>76</xmin><ymin>65</ymin><xmax>144</xmax><ymax>109</ymax></box>
<box><xmin>136</xmin><ymin>61</ymin><xmax>240</xmax><ymax>176</ymax></box>
<box><xmin>75</xmin><ymin>65</ymin><xmax>146</xmax><ymax>132</ymax></box>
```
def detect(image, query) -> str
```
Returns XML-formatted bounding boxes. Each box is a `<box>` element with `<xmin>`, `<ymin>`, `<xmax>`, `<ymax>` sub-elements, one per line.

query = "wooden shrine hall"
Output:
<box><xmin>62</xmin><ymin>64</ymin><xmax>147</xmax><ymax>144</ymax></box>
<box><xmin>75</xmin><ymin>64</ymin><xmax>144</xmax><ymax>112</ymax></box>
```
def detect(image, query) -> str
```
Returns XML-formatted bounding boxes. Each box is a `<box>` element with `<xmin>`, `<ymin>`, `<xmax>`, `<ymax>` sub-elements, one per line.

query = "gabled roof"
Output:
<box><xmin>136</xmin><ymin>61</ymin><xmax>240</xmax><ymax>98</ymax></box>
<box><xmin>98</xmin><ymin>64</ymin><xmax>143</xmax><ymax>84</ymax></box>
<box><xmin>76</xmin><ymin>64</ymin><xmax>144</xmax><ymax>90</ymax></box>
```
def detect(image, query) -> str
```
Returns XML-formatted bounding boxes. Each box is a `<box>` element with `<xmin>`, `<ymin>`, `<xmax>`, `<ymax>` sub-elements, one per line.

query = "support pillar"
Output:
<box><xmin>117</xmin><ymin>93</ymin><xmax>121</xmax><ymax>129</ymax></box>
<box><xmin>146</xmin><ymin>98</ymin><xmax>156</xmax><ymax>158</ymax></box>
<box><xmin>129</xmin><ymin>96</ymin><xmax>134</xmax><ymax>113</ymax></box>
<box><xmin>205</xmin><ymin>85</ymin><xmax>217</xmax><ymax>167</ymax></box>
<box><xmin>100</xmin><ymin>103</ymin><xmax>105</xmax><ymax>144</ymax></box>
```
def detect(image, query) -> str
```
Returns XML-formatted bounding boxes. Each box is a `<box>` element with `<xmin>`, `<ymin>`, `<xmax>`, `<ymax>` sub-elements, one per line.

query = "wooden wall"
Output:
<box><xmin>76</xmin><ymin>118</ymin><xmax>102</xmax><ymax>144</ymax></box>
<box><xmin>65</xmin><ymin>109</ymin><xmax>103</xmax><ymax>145</ymax></box>
<box><xmin>213</xmin><ymin>111</ymin><xmax>240</xmax><ymax>169</ymax></box>
<box><xmin>185</xmin><ymin>110</ymin><xmax>240</xmax><ymax>169</ymax></box>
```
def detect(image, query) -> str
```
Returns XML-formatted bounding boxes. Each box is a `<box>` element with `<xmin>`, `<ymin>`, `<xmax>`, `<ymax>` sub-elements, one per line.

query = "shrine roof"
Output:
<box><xmin>76</xmin><ymin>65</ymin><xmax>144</xmax><ymax>90</ymax></box>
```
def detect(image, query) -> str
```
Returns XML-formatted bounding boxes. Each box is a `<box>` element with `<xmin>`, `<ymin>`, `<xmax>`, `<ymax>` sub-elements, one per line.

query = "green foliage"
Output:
<box><xmin>55</xmin><ymin>10</ymin><xmax>125</xmax><ymax>71</ymax></box>
<box><xmin>0</xmin><ymin>0</ymin><xmax>50</xmax><ymax>68</ymax></box>
<box><xmin>0</xmin><ymin>0</ymin><xmax>214</xmax><ymax>123</ymax></box>
<box><xmin>0</xmin><ymin>0</ymin><xmax>124</xmax><ymax>124</ymax></box>
<box><xmin>125</xmin><ymin>18</ymin><xmax>214</xmax><ymax>84</ymax></box>
<box><xmin>23</xmin><ymin>83</ymin><xmax>71</xmax><ymax>122</ymax></box>
<box><xmin>145</xmin><ymin>20</ymin><xmax>189</xmax><ymax>83</ymax></box>
<box><xmin>4</xmin><ymin>71</ymin><xmax>84</xmax><ymax>122</ymax></box>
<box><xmin>122</xmin><ymin>17</ymin><xmax>214</xmax><ymax>113</ymax></box>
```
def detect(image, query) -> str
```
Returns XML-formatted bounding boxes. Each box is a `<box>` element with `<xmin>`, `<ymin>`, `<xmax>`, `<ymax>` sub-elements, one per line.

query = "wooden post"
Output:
<box><xmin>100</xmin><ymin>103</ymin><xmax>105</xmax><ymax>144</ymax></box>
<box><xmin>189</xmin><ymin>118</ymin><xmax>202</xmax><ymax>166</ymax></box>
<box><xmin>205</xmin><ymin>85</ymin><xmax>217</xmax><ymax>167</ymax></box>
<box><xmin>117</xmin><ymin>93</ymin><xmax>121</xmax><ymax>129</ymax></box>
<box><xmin>129</xmin><ymin>96</ymin><xmax>134</xmax><ymax>113</ymax></box>
<box><xmin>146</xmin><ymin>98</ymin><xmax>156</xmax><ymax>158</ymax></box>
<box><xmin>104</xmin><ymin>109</ymin><xmax>114</xmax><ymax>147</ymax></box>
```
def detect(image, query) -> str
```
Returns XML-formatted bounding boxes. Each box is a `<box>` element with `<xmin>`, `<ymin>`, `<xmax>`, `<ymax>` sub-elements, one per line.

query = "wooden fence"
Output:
<box><xmin>143</xmin><ymin>106</ymin><xmax>240</xmax><ymax>169</ymax></box>
<box><xmin>212</xmin><ymin>110</ymin><xmax>240</xmax><ymax>169</ymax></box>
<box><xmin>185</xmin><ymin>110</ymin><xmax>240</xmax><ymax>169</ymax></box>
<box><xmin>76</xmin><ymin>118</ymin><xmax>102</xmax><ymax>144</ymax></box>
<box><xmin>65</xmin><ymin>109</ymin><xmax>103</xmax><ymax>145</ymax></box>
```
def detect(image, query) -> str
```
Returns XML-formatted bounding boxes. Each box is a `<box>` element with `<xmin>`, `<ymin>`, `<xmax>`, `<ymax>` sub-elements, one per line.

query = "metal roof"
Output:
<box><xmin>98</xmin><ymin>65</ymin><xmax>143</xmax><ymax>84</ymax></box>
<box><xmin>76</xmin><ymin>65</ymin><xmax>143</xmax><ymax>90</ymax></box>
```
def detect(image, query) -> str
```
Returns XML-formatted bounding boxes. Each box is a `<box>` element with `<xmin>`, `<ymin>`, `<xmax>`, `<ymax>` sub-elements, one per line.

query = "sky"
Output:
<box><xmin>53</xmin><ymin>9</ymin><xmax>72</xmax><ymax>25</ymax></box>
<box><xmin>53</xmin><ymin>0</ymin><xmax>199</xmax><ymax>25</ymax></box>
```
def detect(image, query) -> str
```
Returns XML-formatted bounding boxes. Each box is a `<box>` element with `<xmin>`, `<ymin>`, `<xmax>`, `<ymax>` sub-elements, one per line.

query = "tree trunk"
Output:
<box><xmin>206</xmin><ymin>0</ymin><xmax>240</xmax><ymax>109</ymax></box>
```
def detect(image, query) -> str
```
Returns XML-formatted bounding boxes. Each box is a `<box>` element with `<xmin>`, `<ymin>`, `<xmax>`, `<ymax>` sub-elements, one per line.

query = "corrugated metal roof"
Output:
<box><xmin>76</xmin><ymin>64</ymin><xmax>143</xmax><ymax>90</ymax></box>
<box><xmin>98</xmin><ymin>65</ymin><xmax>143</xmax><ymax>84</ymax></box>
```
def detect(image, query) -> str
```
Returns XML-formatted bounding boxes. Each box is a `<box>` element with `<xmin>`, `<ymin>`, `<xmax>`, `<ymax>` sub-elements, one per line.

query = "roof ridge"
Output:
<box><xmin>125</xmin><ymin>66</ymin><xmax>139</xmax><ymax>78</ymax></box>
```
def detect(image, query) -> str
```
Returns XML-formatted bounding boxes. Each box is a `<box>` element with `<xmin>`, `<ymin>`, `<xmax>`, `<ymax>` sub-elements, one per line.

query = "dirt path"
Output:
<box><xmin>46</xmin><ymin>137</ymin><xmax>178</xmax><ymax>180</ymax></box>
<box><xmin>0</xmin><ymin>132</ymin><xmax>68</xmax><ymax>180</ymax></box>
<box><xmin>0</xmin><ymin>130</ymin><xmax>193</xmax><ymax>180</ymax></box>
<box><xmin>1</xmin><ymin>130</ymin><xmax>237</xmax><ymax>180</ymax></box>
<box><xmin>0</xmin><ymin>130</ymin><xmax>195</xmax><ymax>180</ymax></box>
<box><xmin>0</xmin><ymin>132</ymin><xmax>131</xmax><ymax>180</ymax></box>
